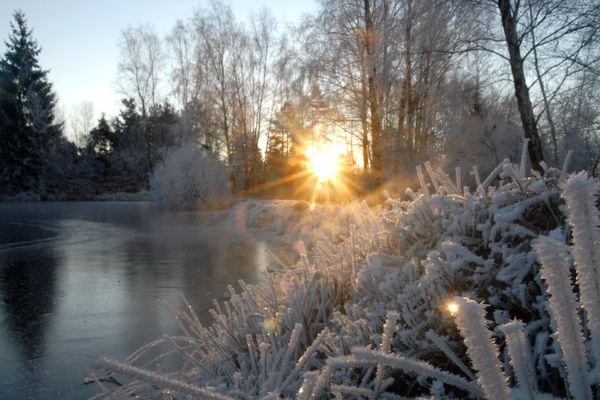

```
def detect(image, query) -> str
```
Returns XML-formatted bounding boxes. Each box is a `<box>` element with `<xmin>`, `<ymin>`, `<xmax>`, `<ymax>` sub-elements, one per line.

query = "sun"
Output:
<box><xmin>447</xmin><ymin>302</ymin><xmax>459</xmax><ymax>315</ymax></box>
<box><xmin>306</xmin><ymin>143</ymin><xmax>341</xmax><ymax>182</ymax></box>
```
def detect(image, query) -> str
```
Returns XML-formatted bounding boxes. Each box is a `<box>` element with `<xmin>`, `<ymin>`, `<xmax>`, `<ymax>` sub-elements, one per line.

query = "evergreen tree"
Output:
<box><xmin>0</xmin><ymin>11</ymin><xmax>62</xmax><ymax>194</ymax></box>
<box><xmin>113</xmin><ymin>98</ymin><xmax>140</xmax><ymax>135</ymax></box>
<box><xmin>87</xmin><ymin>113</ymin><xmax>114</xmax><ymax>158</ymax></box>
<box><xmin>147</xmin><ymin>102</ymin><xmax>179</xmax><ymax>150</ymax></box>
<box><xmin>110</xmin><ymin>98</ymin><xmax>150</xmax><ymax>189</ymax></box>
<box><xmin>111</xmin><ymin>98</ymin><xmax>142</xmax><ymax>167</ymax></box>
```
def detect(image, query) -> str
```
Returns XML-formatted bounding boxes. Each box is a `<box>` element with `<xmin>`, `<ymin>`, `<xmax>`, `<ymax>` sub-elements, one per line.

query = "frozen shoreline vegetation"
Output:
<box><xmin>211</xmin><ymin>199</ymin><xmax>362</xmax><ymax>266</ymax></box>
<box><xmin>92</xmin><ymin>161</ymin><xmax>600</xmax><ymax>399</ymax></box>
<box><xmin>151</xmin><ymin>146</ymin><xmax>232</xmax><ymax>210</ymax></box>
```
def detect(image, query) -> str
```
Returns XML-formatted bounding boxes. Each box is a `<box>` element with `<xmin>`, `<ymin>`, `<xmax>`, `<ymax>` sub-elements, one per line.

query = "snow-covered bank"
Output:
<box><xmin>93</xmin><ymin>162</ymin><xmax>600</xmax><ymax>399</ymax></box>
<box><xmin>212</xmin><ymin>199</ymin><xmax>364</xmax><ymax>265</ymax></box>
<box><xmin>94</xmin><ymin>190</ymin><xmax>152</xmax><ymax>202</ymax></box>
<box><xmin>0</xmin><ymin>189</ymin><xmax>153</xmax><ymax>202</ymax></box>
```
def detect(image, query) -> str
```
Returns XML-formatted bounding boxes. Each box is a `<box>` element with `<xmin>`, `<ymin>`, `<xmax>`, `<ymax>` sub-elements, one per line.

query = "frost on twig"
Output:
<box><xmin>534</xmin><ymin>235</ymin><xmax>593</xmax><ymax>400</ymax></box>
<box><xmin>452</xmin><ymin>297</ymin><xmax>511</xmax><ymax>400</ymax></box>
<box><xmin>94</xmin><ymin>156</ymin><xmax>600</xmax><ymax>399</ymax></box>
<box><xmin>426</xmin><ymin>330</ymin><xmax>475</xmax><ymax>380</ymax></box>
<box><xmin>350</xmin><ymin>348</ymin><xmax>484</xmax><ymax>397</ymax></box>
<box><xmin>561</xmin><ymin>172</ymin><xmax>600</xmax><ymax>367</ymax></box>
<box><xmin>562</xmin><ymin>150</ymin><xmax>573</xmax><ymax>173</ymax></box>
<box><xmin>499</xmin><ymin>320</ymin><xmax>538</xmax><ymax>399</ymax></box>
<box><xmin>96</xmin><ymin>356</ymin><xmax>233</xmax><ymax>400</ymax></box>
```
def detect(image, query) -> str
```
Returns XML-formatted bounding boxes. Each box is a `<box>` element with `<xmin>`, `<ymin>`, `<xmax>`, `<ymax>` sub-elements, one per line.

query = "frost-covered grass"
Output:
<box><xmin>93</xmin><ymin>156</ymin><xmax>600</xmax><ymax>399</ymax></box>
<box><xmin>212</xmin><ymin>199</ymin><xmax>363</xmax><ymax>265</ymax></box>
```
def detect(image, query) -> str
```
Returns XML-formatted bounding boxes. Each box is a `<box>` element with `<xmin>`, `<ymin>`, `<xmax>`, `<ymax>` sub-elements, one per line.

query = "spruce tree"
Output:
<box><xmin>88</xmin><ymin>114</ymin><xmax>114</xmax><ymax>158</ymax></box>
<box><xmin>0</xmin><ymin>11</ymin><xmax>62</xmax><ymax>194</ymax></box>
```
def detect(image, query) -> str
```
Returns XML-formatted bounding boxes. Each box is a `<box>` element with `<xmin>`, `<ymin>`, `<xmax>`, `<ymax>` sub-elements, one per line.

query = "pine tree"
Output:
<box><xmin>0</xmin><ymin>11</ymin><xmax>62</xmax><ymax>194</ymax></box>
<box><xmin>112</xmin><ymin>97</ymin><xmax>141</xmax><ymax>154</ymax></box>
<box><xmin>88</xmin><ymin>114</ymin><xmax>114</xmax><ymax>158</ymax></box>
<box><xmin>110</xmin><ymin>97</ymin><xmax>150</xmax><ymax>188</ymax></box>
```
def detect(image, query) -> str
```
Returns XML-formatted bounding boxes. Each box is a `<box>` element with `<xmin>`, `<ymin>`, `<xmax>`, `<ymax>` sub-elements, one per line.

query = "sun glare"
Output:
<box><xmin>306</xmin><ymin>144</ymin><xmax>341</xmax><ymax>182</ymax></box>
<box><xmin>447</xmin><ymin>302</ymin><xmax>459</xmax><ymax>315</ymax></box>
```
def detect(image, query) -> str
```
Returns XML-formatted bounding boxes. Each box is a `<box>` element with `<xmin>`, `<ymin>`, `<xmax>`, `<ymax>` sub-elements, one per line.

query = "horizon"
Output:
<box><xmin>0</xmin><ymin>0</ymin><xmax>317</xmax><ymax>139</ymax></box>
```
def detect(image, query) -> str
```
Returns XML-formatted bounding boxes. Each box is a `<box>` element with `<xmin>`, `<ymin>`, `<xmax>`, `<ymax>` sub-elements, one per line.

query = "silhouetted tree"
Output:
<box><xmin>88</xmin><ymin>114</ymin><xmax>114</xmax><ymax>157</ymax></box>
<box><xmin>0</xmin><ymin>11</ymin><xmax>62</xmax><ymax>194</ymax></box>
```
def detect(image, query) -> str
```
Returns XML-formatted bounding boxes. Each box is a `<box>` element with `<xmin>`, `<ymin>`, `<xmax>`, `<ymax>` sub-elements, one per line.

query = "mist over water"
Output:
<box><xmin>0</xmin><ymin>202</ymin><xmax>265</xmax><ymax>399</ymax></box>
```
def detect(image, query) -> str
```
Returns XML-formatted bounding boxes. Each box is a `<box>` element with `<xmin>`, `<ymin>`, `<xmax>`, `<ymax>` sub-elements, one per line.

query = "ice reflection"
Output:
<box><xmin>0</xmin><ymin>202</ymin><xmax>266</xmax><ymax>400</ymax></box>
<box><xmin>0</xmin><ymin>246</ymin><xmax>59</xmax><ymax>361</ymax></box>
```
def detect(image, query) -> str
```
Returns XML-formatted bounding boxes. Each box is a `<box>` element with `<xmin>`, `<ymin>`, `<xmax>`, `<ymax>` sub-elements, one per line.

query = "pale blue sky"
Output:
<box><xmin>0</xmin><ymin>0</ymin><xmax>316</xmax><ymax>124</ymax></box>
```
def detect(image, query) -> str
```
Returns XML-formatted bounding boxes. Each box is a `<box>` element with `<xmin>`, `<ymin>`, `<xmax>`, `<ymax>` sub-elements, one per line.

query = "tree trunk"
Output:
<box><xmin>364</xmin><ymin>0</ymin><xmax>383</xmax><ymax>179</ymax></box>
<box><xmin>359</xmin><ymin>53</ymin><xmax>371</xmax><ymax>172</ymax></box>
<box><xmin>498</xmin><ymin>0</ymin><xmax>544</xmax><ymax>171</ymax></box>
<box><xmin>360</xmin><ymin>95</ymin><xmax>371</xmax><ymax>172</ymax></box>
<box><xmin>397</xmin><ymin>0</ymin><xmax>413</xmax><ymax>170</ymax></box>
<box><xmin>528</xmin><ymin>1</ymin><xmax>558</xmax><ymax>166</ymax></box>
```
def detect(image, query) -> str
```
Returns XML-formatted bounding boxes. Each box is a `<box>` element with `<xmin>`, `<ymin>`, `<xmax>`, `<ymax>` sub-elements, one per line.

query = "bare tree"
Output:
<box><xmin>234</xmin><ymin>8</ymin><xmax>279</xmax><ymax>187</ymax></box>
<box><xmin>117</xmin><ymin>24</ymin><xmax>163</xmax><ymax>117</ymax></box>
<box><xmin>167</xmin><ymin>20</ymin><xmax>197</xmax><ymax>111</ymax></box>
<box><xmin>311</xmin><ymin>0</ymin><xmax>458</xmax><ymax>177</ymax></box>
<box><xmin>187</xmin><ymin>1</ymin><xmax>283</xmax><ymax>189</ymax></box>
<box><xmin>69</xmin><ymin>101</ymin><xmax>94</xmax><ymax>149</ymax></box>
<box><xmin>311</xmin><ymin>0</ymin><xmax>395</xmax><ymax>175</ymax></box>
<box><xmin>193</xmin><ymin>1</ymin><xmax>238</xmax><ymax>164</ymax></box>
<box><xmin>459</xmin><ymin>0</ymin><xmax>600</xmax><ymax>170</ymax></box>
<box><xmin>497</xmin><ymin>0</ymin><xmax>544</xmax><ymax>170</ymax></box>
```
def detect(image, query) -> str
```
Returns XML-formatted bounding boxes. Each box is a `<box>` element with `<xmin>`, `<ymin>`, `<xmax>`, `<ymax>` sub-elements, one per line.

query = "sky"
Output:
<box><xmin>0</xmin><ymin>0</ymin><xmax>317</xmax><ymax>132</ymax></box>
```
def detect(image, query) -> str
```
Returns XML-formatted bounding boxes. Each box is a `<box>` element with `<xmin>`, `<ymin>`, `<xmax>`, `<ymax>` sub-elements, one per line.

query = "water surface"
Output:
<box><xmin>0</xmin><ymin>202</ymin><xmax>266</xmax><ymax>399</ymax></box>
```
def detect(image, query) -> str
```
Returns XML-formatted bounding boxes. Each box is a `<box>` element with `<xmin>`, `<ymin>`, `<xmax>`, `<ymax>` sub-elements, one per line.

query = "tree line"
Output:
<box><xmin>2</xmin><ymin>0</ymin><xmax>600</xmax><ymax>199</ymax></box>
<box><xmin>0</xmin><ymin>9</ymin><xmax>184</xmax><ymax>198</ymax></box>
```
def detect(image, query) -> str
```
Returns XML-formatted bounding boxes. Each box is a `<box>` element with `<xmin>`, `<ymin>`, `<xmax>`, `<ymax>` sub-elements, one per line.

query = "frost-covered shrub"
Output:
<box><xmin>92</xmin><ymin>249</ymin><xmax>356</xmax><ymax>399</ymax></box>
<box><xmin>150</xmin><ymin>145</ymin><xmax>231</xmax><ymax>209</ymax></box>
<box><xmin>94</xmin><ymin>153</ymin><xmax>600</xmax><ymax>399</ymax></box>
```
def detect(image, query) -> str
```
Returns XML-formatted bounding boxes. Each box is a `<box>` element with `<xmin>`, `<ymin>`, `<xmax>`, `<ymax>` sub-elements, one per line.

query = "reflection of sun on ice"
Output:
<box><xmin>306</xmin><ymin>143</ymin><xmax>341</xmax><ymax>182</ymax></box>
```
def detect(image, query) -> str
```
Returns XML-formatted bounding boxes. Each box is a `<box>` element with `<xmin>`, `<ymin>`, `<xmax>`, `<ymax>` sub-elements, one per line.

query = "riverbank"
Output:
<box><xmin>0</xmin><ymin>189</ymin><xmax>154</xmax><ymax>203</ymax></box>
<box><xmin>92</xmin><ymin>164</ymin><xmax>600</xmax><ymax>399</ymax></box>
<box><xmin>211</xmin><ymin>198</ymin><xmax>364</xmax><ymax>266</ymax></box>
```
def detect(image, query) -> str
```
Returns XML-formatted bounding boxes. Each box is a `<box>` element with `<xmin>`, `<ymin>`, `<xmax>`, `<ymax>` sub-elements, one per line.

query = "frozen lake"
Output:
<box><xmin>0</xmin><ymin>202</ymin><xmax>267</xmax><ymax>399</ymax></box>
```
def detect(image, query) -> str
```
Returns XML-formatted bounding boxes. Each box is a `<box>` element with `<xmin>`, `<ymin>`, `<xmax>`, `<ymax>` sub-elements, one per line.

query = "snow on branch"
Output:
<box><xmin>426</xmin><ymin>330</ymin><xmax>475</xmax><ymax>380</ymax></box>
<box><xmin>520</xmin><ymin>138</ymin><xmax>530</xmax><ymax>178</ymax></box>
<box><xmin>96</xmin><ymin>356</ymin><xmax>233</xmax><ymax>399</ymax></box>
<box><xmin>452</xmin><ymin>297</ymin><xmax>512</xmax><ymax>400</ymax></box>
<box><xmin>533</xmin><ymin>235</ymin><xmax>593</xmax><ymax>400</ymax></box>
<box><xmin>350</xmin><ymin>348</ymin><xmax>484</xmax><ymax>397</ymax></box>
<box><xmin>499</xmin><ymin>320</ymin><xmax>538</xmax><ymax>399</ymax></box>
<box><xmin>562</xmin><ymin>172</ymin><xmax>600</xmax><ymax>367</ymax></box>
<box><xmin>94</xmin><ymin>157</ymin><xmax>600</xmax><ymax>399</ymax></box>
